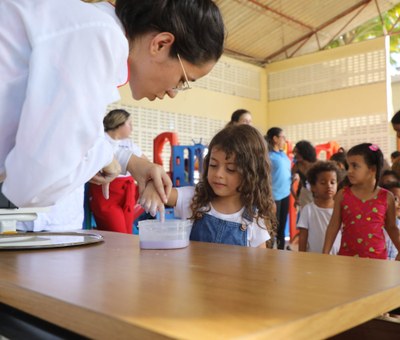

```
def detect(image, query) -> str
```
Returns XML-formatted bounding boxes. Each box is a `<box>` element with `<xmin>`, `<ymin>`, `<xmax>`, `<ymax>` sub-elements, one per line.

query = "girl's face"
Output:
<box><xmin>333</xmin><ymin>160</ymin><xmax>345</xmax><ymax>170</ymax></box>
<box><xmin>311</xmin><ymin>171</ymin><xmax>337</xmax><ymax>201</ymax></box>
<box><xmin>346</xmin><ymin>155</ymin><xmax>376</xmax><ymax>185</ymax></box>
<box><xmin>207</xmin><ymin>148</ymin><xmax>242</xmax><ymax>200</ymax></box>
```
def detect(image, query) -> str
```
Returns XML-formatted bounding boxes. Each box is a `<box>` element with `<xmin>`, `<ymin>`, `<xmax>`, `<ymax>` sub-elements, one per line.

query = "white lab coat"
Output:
<box><xmin>17</xmin><ymin>186</ymin><xmax>85</xmax><ymax>232</ymax></box>
<box><xmin>0</xmin><ymin>0</ymin><xmax>130</xmax><ymax>207</ymax></box>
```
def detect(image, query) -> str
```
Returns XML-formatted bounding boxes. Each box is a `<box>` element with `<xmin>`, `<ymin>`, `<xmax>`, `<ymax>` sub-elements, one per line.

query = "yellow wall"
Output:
<box><xmin>118</xmin><ymin>55</ymin><xmax>268</xmax><ymax>131</ymax></box>
<box><xmin>266</xmin><ymin>38</ymin><xmax>386</xmax><ymax>72</ymax></box>
<box><xmin>393</xmin><ymin>80</ymin><xmax>400</xmax><ymax>113</ymax></box>
<box><xmin>117</xmin><ymin>39</ymin><xmax>393</xmax><ymax>134</ymax></box>
<box><xmin>265</xmin><ymin>38</ymin><xmax>388</xmax><ymax>127</ymax></box>
<box><xmin>267</xmin><ymin>83</ymin><xmax>387</xmax><ymax>126</ymax></box>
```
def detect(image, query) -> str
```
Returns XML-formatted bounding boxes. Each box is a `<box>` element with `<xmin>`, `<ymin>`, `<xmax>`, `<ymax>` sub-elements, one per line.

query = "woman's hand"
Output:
<box><xmin>89</xmin><ymin>158</ymin><xmax>121</xmax><ymax>199</ymax></box>
<box><xmin>126</xmin><ymin>155</ymin><xmax>172</xmax><ymax>219</ymax></box>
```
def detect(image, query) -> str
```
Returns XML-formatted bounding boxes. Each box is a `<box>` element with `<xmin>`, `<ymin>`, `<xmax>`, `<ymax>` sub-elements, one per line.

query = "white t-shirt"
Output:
<box><xmin>174</xmin><ymin>186</ymin><xmax>270</xmax><ymax>247</ymax></box>
<box><xmin>0</xmin><ymin>0</ymin><xmax>129</xmax><ymax>207</ymax></box>
<box><xmin>297</xmin><ymin>202</ymin><xmax>341</xmax><ymax>255</ymax></box>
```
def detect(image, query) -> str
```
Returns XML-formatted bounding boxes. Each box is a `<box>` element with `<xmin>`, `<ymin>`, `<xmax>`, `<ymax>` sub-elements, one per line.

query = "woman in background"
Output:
<box><xmin>266</xmin><ymin>127</ymin><xmax>291</xmax><ymax>249</ymax></box>
<box><xmin>227</xmin><ymin>109</ymin><xmax>252</xmax><ymax>126</ymax></box>
<box><xmin>90</xmin><ymin>109</ymin><xmax>148</xmax><ymax>234</ymax></box>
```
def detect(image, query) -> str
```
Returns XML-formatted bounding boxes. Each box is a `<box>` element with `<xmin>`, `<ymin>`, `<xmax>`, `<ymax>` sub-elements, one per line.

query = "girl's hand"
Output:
<box><xmin>139</xmin><ymin>180</ymin><xmax>166</xmax><ymax>221</ymax></box>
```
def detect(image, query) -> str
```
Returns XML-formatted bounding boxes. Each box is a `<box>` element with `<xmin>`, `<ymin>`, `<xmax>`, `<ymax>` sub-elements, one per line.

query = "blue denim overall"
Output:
<box><xmin>189</xmin><ymin>213</ymin><xmax>249</xmax><ymax>246</ymax></box>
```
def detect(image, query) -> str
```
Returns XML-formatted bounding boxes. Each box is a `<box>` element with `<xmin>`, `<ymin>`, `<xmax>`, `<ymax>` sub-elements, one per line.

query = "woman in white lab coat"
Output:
<box><xmin>0</xmin><ymin>0</ymin><xmax>224</xmax><ymax>218</ymax></box>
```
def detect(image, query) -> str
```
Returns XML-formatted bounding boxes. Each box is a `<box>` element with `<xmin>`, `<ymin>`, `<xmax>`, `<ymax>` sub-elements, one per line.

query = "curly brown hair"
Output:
<box><xmin>306</xmin><ymin>161</ymin><xmax>339</xmax><ymax>186</ymax></box>
<box><xmin>190</xmin><ymin>124</ymin><xmax>276</xmax><ymax>232</ymax></box>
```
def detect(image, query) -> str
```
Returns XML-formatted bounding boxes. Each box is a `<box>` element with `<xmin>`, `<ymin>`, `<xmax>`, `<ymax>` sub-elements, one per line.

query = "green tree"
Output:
<box><xmin>326</xmin><ymin>4</ymin><xmax>400</xmax><ymax>67</ymax></box>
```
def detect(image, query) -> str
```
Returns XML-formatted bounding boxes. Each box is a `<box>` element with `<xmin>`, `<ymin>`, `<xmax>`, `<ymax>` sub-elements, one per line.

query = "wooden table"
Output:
<box><xmin>1</xmin><ymin>230</ymin><xmax>400</xmax><ymax>339</ymax></box>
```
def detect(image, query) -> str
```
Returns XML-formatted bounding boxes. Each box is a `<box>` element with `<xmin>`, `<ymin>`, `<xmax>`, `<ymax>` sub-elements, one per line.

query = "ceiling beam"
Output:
<box><xmin>388</xmin><ymin>16</ymin><xmax>400</xmax><ymax>35</ymax></box>
<box><xmin>374</xmin><ymin>0</ymin><xmax>387</xmax><ymax>34</ymax></box>
<box><xmin>223</xmin><ymin>48</ymin><xmax>265</xmax><ymax>65</ymax></box>
<box><xmin>321</xmin><ymin>3</ymin><xmax>368</xmax><ymax>50</ymax></box>
<box><xmin>262</xmin><ymin>0</ymin><xmax>372</xmax><ymax>64</ymax></box>
<box><xmin>289</xmin><ymin>35</ymin><xmax>313</xmax><ymax>59</ymax></box>
<box><xmin>245</xmin><ymin>0</ymin><xmax>313</xmax><ymax>30</ymax></box>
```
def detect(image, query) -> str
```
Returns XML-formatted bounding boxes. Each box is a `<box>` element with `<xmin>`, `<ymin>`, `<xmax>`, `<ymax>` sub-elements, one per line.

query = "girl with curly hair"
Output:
<box><xmin>163</xmin><ymin>124</ymin><xmax>276</xmax><ymax>247</ymax></box>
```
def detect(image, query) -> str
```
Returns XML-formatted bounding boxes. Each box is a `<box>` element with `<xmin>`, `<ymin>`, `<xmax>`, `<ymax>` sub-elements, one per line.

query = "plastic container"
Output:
<box><xmin>138</xmin><ymin>219</ymin><xmax>192</xmax><ymax>249</ymax></box>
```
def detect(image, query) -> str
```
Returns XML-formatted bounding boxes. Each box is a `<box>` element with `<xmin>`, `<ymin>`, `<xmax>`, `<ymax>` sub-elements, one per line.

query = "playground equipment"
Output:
<box><xmin>152</xmin><ymin>132</ymin><xmax>206</xmax><ymax>220</ymax></box>
<box><xmin>153</xmin><ymin>132</ymin><xmax>179</xmax><ymax>179</ymax></box>
<box><xmin>315</xmin><ymin>141</ymin><xmax>340</xmax><ymax>160</ymax></box>
<box><xmin>153</xmin><ymin>132</ymin><xmax>206</xmax><ymax>187</ymax></box>
<box><xmin>171</xmin><ymin>144</ymin><xmax>205</xmax><ymax>187</ymax></box>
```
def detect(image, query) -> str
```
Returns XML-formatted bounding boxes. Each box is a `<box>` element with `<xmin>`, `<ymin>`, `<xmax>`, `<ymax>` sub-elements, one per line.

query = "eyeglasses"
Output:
<box><xmin>173</xmin><ymin>54</ymin><xmax>192</xmax><ymax>92</ymax></box>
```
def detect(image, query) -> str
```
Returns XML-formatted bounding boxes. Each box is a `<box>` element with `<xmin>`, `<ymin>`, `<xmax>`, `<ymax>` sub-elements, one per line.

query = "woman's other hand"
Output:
<box><xmin>127</xmin><ymin>155</ymin><xmax>172</xmax><ymax>215</ymax></box>
<box><xmin>90</xmin><ymin>158</ymin><xmax>121</xmax><ymax>199</ymax></box>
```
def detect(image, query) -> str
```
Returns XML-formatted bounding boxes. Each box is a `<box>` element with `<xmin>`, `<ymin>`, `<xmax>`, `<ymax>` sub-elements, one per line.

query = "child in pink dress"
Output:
<box><xmin>323</xmin><ymin>143</ymin><xmax>400</xmax><ymax>260</ymax></box>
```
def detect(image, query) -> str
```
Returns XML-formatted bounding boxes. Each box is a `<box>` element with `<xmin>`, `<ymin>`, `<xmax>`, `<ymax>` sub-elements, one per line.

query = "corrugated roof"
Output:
<box><xmin>215</xmin><ymin>0</ymin><xmax>400</xmax><ymax>65</ymax></box>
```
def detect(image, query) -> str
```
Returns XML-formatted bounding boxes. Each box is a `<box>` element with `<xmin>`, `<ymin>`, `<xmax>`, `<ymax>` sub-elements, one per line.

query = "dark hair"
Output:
<box><xmin>382</xmin><ymin>181</ymin><xmax>400</xmax><ymax>190</ymax></box>
<box><xmin>265</xmin><ymin>127</ymin><xmax>283</xmax><ymax>151</ymax></box>
<box><xmin>347</xmin><ymin>143</ymin><xmax>383</xmax><ymax>189</ymax></box>
<box><xmin>307</xmin><ymin>161</ymin><xmax>339</xmax><ymax>186</ymax></box>
<box><xmin>391</xmin><ymin>151</ymin><xmax>400</xmax><ymax>159</ymax></box>
<box><xmin>391</xmin><ymin>110</ymin><xmax>400</xmax><ymax>125</ymax></box>
<box><xmin>226</xmin><ymin>109</ymin><xmax>251</xmax><ymax>127</ymax></box>
<box><xmin>115</xmin><ymin>0</ymin><xmax>225</xmax><ymax>65</ymax></box>
<box><xmin>230</xmin><ymin>109</ymin><xmax>249</xmax><ymax>122</ymax></box>
<box><xmin>191</xmin><ymin>124</ymin><xmax>276</xmax><ymax>230</ymax></box>
<box><xmin>294</xmin><ymin>140</ymin><xmax>317</xmax><ymax>163</ymax></box>
<box><xmin>380</xmin><ymin>170</ymin><xmax>400</xmax><ymax>187</ymax></box>
<box><xmin>330</xmin><ymin>152</ymin><xmax>348</xmax><ymax>170</ymax></box>
<box><xmin>103</xmin><ymin>109</ymin><xmax>130</xmax><ymax>132</ymax></box>
<box><xmin>381</xmin><ymin>169</ymin><xmax>400</xmax><ymax>180</ymax></box>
